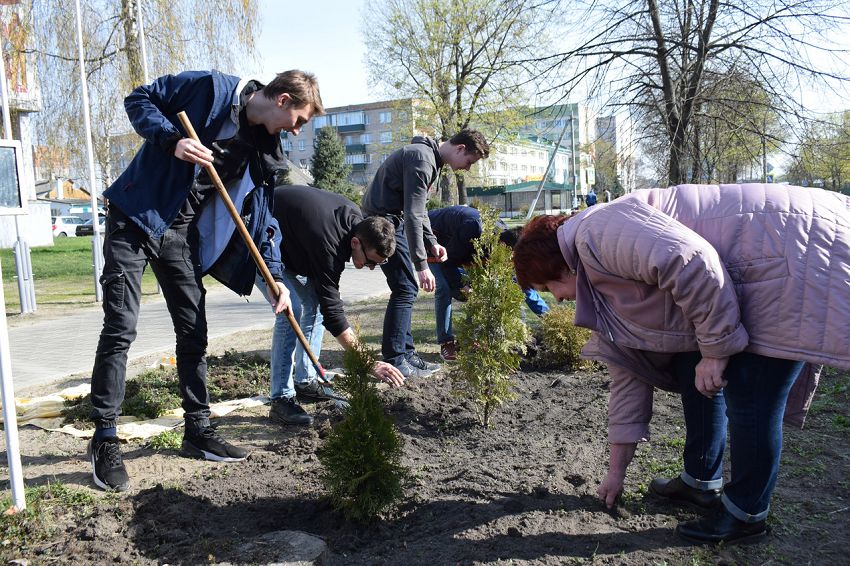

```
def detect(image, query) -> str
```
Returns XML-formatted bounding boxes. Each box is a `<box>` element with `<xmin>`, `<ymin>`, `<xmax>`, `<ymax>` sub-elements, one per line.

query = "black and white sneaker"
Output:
<box><xmin>88</xmin><ymin>436</ymin><xmax>130</xmax><ymax>492</ymax></box>
<box><xmin>181</xmin><ymin>427</ymin><xmax>249</xmax><ymax>462</ymax></box>
<box><xmin>407</xmin><ymin>352</ymin><xmax>440</xmax><ymax>374</ymax></box>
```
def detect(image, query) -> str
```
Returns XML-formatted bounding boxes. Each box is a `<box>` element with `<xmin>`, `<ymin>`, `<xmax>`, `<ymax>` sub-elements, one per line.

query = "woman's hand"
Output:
<box><xmin>695</xmin><ymin>356</ymin><xmax>729</xmax><ymax>398</ymax></box>
<box><xmin>597</xmin><ymin>469</ymin><xmax>626</xmax><ymax>509</ymax></box>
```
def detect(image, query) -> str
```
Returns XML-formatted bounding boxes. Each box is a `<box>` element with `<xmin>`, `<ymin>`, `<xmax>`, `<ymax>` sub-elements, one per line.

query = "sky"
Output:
<box><xmin>252</xmin><ymin>0</ymin><xmax>376</xmax><ymax>109</ymax></box>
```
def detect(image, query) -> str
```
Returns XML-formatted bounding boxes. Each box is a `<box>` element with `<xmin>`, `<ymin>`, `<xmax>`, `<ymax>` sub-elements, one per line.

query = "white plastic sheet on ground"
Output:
<box><xmin>0</xmin><ymin>383</ymin><xmax>268</xmax><ymax>440</ymax></box>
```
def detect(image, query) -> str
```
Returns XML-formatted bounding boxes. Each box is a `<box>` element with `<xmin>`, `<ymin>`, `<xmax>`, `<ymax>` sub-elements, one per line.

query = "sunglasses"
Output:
<box><xmin>365</xmin><ymin>256</ymin><xmax>389</xmax><ymax>268</ymax></box>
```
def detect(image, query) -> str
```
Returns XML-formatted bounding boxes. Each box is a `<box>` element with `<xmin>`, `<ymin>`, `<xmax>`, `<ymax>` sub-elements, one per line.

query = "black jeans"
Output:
<box><xmin>90</xmin><ymin>208</ymin><xmax>211</xmax><ymax>431</ymax></box>
<box><xmin>379</xmin><ymin>219</ymin><xmax>419</xmax><ymax>366</ymax></box>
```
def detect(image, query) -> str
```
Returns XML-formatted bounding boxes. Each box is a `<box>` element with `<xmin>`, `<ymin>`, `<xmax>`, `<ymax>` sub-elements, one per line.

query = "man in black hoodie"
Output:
<box><xmin>361</xmin><ymin>130</ymin><xmax>490</xmax><ymax>378</ymax></box>
<box><xmin>256</xmin><ymin>185</ymin><xmax>406</xmax><ymax>425</ymax></box>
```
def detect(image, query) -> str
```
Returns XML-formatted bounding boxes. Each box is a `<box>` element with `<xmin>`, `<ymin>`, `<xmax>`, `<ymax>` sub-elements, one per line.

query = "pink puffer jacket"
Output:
<box><xmin>558</xmin><ymin>183</ymin><xmax>850</xmax><ymax>442</ymax></box>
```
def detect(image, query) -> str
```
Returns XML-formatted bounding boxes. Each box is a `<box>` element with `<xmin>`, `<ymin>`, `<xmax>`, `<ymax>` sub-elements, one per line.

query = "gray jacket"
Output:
<box><xmin>362</xmin><ymin>136</ymin><xmax>441</xmax><ymax>270</ymax></box>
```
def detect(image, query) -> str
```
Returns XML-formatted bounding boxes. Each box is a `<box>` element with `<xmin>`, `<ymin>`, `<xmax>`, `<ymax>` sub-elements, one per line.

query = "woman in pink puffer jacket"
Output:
<box><xmin>513</xmin><ymin>183</ymin><xmax>850</xmax><ymax>545</ymax></box>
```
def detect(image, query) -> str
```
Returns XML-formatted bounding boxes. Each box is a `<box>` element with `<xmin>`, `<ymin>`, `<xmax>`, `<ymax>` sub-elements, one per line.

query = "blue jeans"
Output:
<box><xmin>430</xmin><ymin>263</ymin><xmax>454</xmax><ymax>343</ymax></box>
<box><xmin>672</xmin><ymin>351</ymin><xmax>803</xmax><ymax>522</ymax></box>
<box><xmin>91</xmin><ymin>207</ymin><xmax>211</xmax><ymax>430</ymax></box>
<box><xmin>379</xmin><ymin>220</ymin><xmax>418</xmax><ymax>366</ymax></box>
<box><xmin>255</xmin><ymin>271</ymin><xmax>324</xmax><ymax>400</ymax></box>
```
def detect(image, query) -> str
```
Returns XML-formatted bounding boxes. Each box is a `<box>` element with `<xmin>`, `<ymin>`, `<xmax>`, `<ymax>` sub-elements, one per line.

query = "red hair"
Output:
<box><xmin>513</xmin><ymin>214</ymin><xmax>570</xmax><ymax>289</ymax></box>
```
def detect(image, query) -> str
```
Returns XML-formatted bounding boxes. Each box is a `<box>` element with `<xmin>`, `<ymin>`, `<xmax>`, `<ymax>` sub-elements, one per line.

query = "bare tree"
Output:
<box><xmin>25</xmin><ymin>0</ymin><xmax>260</xmax><ymax>191</ymax></box>
<box><xmin>363</xmin><ymin>0</ymin><xmax>561</xmax><ymax>203</ymax></box>
<box><xmin>547</xmin><ymin>0</ymin><xmax>850</xmax><ymax>185</ymax></box>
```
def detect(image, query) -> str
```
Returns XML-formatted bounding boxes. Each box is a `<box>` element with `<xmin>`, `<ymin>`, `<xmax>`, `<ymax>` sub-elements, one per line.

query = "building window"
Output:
<box><xmin>380</xmin><ymin>131</ymin><xmax>392</xmax><ymax>144</ymax></box>
<box><xmin>379</xmin><ymin>111</ymin><xmax>392</xmax><ymax>124</ymax></box>
<box><xmin>345</xmin><ymin>153</ymin><xmax>372</xmax><ymax>165</ymax></box>
<box><xmin>344</xmin><ymin>135</ymin><xmax>353</xmax><ymax>145</ymax></box>
<box><xmin>360</xmin><ymin>133</ymin><xmax>372</xmax><ymax>144</ymax></box>
<box><xmin>298</xmin><ymin>140</ymin><xmax>306</xmax><ymax>151</ymax></box>
<box><xmin>552</xmin><ymin>192</ymin><xmax>561</xmax><ymax>208</ymax></box>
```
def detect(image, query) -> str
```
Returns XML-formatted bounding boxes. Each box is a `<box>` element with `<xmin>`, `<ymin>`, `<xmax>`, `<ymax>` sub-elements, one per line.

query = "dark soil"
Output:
<box><xmin>3</xmin><ymin>355</ymin><xmax>848</xmax><ymax>565</ymax></box>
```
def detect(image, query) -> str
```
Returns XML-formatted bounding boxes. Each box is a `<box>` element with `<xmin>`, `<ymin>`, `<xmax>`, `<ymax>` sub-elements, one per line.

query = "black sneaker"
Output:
<box><xmin>181</xmin><ymin>426</ymin><xmax>249</xmax><ymax>462</ymax></box>
<box><xmin>269</xmin><ymin>396</ymin><xmax>314</xmax><ymax>425</ymax></box>
<box><xmin>407</xmin><ymin>352</ymin><xmax>440</xmax><ymax>374</ymax></box>
<box><xmin>394</xmin><ymin>359</ymin><xmax>431</xmax><ymax>379</ymax></box>
<box><xmin>295</xmin><ymin>379</ymin><xmax>348</xmax><ymax>403</ymax></box>
<box><xmin>88</xmin><ymin>436</ymin><xmax>130</xmax><ymax>492</ymax></box>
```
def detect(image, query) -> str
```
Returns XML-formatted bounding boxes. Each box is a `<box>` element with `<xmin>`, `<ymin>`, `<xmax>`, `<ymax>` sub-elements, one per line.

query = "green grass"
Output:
<box><xmin>146</xmin><ymin>429</ymin><xmax>183</xmax><ymax>451</ymax></box>
<box><xmin>0</xmin><ymin>482</ymin><xmax>98</xmax><ymax>554</ymax></box>
<box><xmin>0</xmin><ymin>237</ymin><xmax>160</xmax><ymax>311</ymax></box>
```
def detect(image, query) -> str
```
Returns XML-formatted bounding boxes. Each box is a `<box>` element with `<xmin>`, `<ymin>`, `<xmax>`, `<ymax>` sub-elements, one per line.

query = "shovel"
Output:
<box><xmin>176</xmin><ymin>111</ymin><xmax>330</xmax><ymax>386</ymax></box>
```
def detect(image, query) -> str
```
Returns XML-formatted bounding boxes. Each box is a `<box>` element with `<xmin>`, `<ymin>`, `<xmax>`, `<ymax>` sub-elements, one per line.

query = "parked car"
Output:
<box><xmin>75</xmin><ymin>215</ymin><xmax>106</xmax><ymax>237</ymax></box>
<box><xmin>51</xmin><ymin>215</ymin><xmax>85</xmax><ymax>238</ymax></box>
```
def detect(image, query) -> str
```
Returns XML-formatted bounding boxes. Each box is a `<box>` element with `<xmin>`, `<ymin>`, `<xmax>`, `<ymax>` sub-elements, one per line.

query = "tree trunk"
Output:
<box><xmin>439</xmin><ymin>174</ymin><xmax>453</xmax><ymax>204</ymax></box>
<box><xmin>121</xmin><ymin>0</ymin><xmax>144</xmax><ymax>86</ymax></box>
<box><xmin>456</xmin><ymin>172</ymin><xmax>467</xmax><ymax>205</ymax></box>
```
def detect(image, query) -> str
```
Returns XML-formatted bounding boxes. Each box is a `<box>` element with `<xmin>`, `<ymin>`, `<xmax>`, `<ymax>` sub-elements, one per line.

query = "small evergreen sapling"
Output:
<box><xmin>451</xmin><ymin>207</ymin><xmax>528</xmax><ymax>426</ymax></box>
<box><xmin>318</xmin><ymin>335</ymin><xmax>407</xmax><ymax>522</ymax></box>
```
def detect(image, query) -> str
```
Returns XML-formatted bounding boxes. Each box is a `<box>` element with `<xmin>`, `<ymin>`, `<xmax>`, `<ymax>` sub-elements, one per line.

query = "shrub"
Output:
<box><xmin>451</xmin><ymin>206</ymin><xmax>528</xmax><ymax>426</ymax></box>
<box><xmin>319</xmin><ymin>335</ymin><xmax>407</xmax><ymax>523</ymax></box>
<box><xmin>537</xmin><ymin>304</ymin><xmax>592</xmax><ymax>369</ymax></box>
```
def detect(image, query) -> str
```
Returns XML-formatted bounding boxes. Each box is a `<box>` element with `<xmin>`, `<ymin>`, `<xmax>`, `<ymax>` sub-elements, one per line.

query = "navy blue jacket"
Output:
<box><xmin>428</xmin><ymin>206</ymin><xmax>482</xmax><ymax>291</ymax></box>
<box><xmin>105</xmin><ymin>70</ymin><xmax>283</xmax><ymax>293</ymax></box>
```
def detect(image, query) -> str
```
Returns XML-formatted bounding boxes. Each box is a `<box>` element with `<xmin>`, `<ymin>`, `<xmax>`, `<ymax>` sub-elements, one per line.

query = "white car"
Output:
<box><xmin>52</xmin><ymin>215</ymin><xmax>86</xmax><ymax>238</ymax></box>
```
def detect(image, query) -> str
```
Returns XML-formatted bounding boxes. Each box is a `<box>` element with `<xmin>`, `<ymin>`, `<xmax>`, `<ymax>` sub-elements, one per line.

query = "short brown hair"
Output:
<box><xmin>513</xmin><ymin>214</ymin><xmax>570</xmax><ymax>289</ymax></box>
<box><xmin>354</xmin><ymin>216</ymin><xmax>396</xmax><ymax>259</ymax></box>
<box><xmin>449</xmin><ymin>129</ymin><xmax>490</xmax><ymax>159</ymax></box>
<box><xmin>263</xmin><ymin>70</ymin><xmax>325</xmax><ymax>115</ymax></box>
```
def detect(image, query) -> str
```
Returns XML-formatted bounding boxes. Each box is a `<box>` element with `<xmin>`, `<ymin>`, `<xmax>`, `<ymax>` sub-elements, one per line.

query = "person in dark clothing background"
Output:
<box><xmin>255</xmin><ymin>185</ymin><xmax>405</xmax><ymax>426</ymax></box>
<box><xmin>428</xmin><ymin>206</ymin><xmax>549</xmax><ymax>361</ymax></box>
<box><xmin>361</xmin><ymin>130</ymin><xmax>490</xmax><ymax>378</ymax></box>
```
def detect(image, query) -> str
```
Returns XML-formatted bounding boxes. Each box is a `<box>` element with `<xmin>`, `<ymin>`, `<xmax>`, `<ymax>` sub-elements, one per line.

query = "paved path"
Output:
<box><xmin>8</xmin><ymin>265</ymin><xmax>389</xmax><ymax>391</ymax></box>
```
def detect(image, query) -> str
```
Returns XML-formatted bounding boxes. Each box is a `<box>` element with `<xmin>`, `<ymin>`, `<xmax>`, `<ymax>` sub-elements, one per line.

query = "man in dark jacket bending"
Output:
<box><xmin>255</xmin><ymin>185</ymin><xmax>406</xmax><ymax>426</ymax></box>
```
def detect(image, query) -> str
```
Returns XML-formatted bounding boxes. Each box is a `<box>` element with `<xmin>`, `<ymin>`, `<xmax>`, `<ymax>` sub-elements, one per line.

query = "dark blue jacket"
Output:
<box><xmin>428</xmin><ymin>206</ymin><xmax>482</xmax><ymax>292</ymax></box>
<box><xmin>105</xmin><ymin>70</ymin><xmax>283</xmax><ymax>294</ymax></box>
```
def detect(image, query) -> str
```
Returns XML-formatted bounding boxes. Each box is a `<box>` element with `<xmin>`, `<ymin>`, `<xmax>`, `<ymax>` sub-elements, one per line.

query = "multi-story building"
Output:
<box><xmin>595</xmin><ymin>114</ymin><xmax>636</xmax><ymax>194</ymax></box>
<box><xmin>282</xmin><ymin>99</ymin><xmax>426</xmax><ymax>186</ymax></box>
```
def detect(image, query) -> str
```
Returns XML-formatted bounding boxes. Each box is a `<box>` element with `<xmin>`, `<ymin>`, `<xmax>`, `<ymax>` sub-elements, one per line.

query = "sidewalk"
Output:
<box><xmin>8</xmin><ymin>265</ymin><xmax>390</xmax><ymax>392</ymax></box>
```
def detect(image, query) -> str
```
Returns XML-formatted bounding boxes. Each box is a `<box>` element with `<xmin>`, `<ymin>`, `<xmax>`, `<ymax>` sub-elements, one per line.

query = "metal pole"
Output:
<box><xmin>525</xmin><ymin>115</ymin><xmax>571</xmax><ymax>220</ymax></box>
<box><xmin>0</xmin><ymin>259</ymin><xmax>26</xmax><ymax>511</ymax></box>
<box><xmin>75</xmin><ymin>0</ymin><xmax>104</xmax><ymax>301</ymax></box>
<box><xmin>137</xmin><ymin>0</ymin><xmax>161</xmax><ymax>296</ymax></box>
<box><xmin>137</xmin><ymin>0</ymin><xmax>150</xmax><ymax>83</ymax></box>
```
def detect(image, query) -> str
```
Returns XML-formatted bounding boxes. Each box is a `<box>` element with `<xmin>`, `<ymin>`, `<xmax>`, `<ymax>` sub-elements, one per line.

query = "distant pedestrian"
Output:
<box><xmin>88</xmin><ymin>69</ymin><xmax>323</xmax><ymax>492</ymax></box>
<box><xmin>585</xmin><ymin>189</ymin><xmax>598</xmax><ymax>207</ymax></box>
<box><xmin>361</xmin><ymin>130</ymin><xmax>490</xmax><ymax>378</ymax></box>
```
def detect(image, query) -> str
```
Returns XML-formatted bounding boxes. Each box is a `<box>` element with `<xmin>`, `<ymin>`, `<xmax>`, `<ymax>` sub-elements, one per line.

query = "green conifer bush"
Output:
<box><xmin>537</xmin><ymin>304</ymin><xmax>592</xmax><ymax>369</ymax></box>
<box><xmin>318</xmin><ymin>336</ymin><xmax>407</xmax><ymax>522</ymax></box>
<box><xmin>451</xmin><ymin>207</ymin><xmax>528</xmax><ymax>426</ymax></box>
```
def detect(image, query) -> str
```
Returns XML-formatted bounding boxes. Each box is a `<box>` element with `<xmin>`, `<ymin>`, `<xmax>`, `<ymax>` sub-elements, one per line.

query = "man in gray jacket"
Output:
<box><xmin>361</xmin><ymin>130</ymin><xmax>489</xmax><ymax>377</ymax></box>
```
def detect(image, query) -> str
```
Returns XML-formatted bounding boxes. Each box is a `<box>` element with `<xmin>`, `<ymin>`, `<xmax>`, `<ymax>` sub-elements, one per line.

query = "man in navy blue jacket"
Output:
<box><xmin>88</xmin><ymin>70</ymin><xmax>323</xmax><ymax>491</ymax></box>
<box><xmin>428</xmin><ymin>206</ymin><xmax>550</xmax><ymax>360</ymax></box>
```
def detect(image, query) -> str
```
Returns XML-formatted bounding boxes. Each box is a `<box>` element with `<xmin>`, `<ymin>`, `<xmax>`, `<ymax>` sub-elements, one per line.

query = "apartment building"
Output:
<box><xmin>595</xmin><ymin>114</ymin><xmax>636</xmax><ymax>194</ymax></box>
<box><xmin>282</xmin><ymin>99</ymin><xmax>425</xmax><ymax>186</ymax></box>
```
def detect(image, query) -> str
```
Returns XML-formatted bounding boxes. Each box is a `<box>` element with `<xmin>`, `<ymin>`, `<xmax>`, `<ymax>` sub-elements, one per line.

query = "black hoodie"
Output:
<box><xmin>361</xmin><ymin>136</ymin><xmax>442</xmax><ymax>270</ymax></box>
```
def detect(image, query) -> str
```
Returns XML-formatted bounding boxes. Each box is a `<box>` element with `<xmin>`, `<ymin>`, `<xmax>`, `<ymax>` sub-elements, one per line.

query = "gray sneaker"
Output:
<box><xmin>394</xmin><ymin>359</ymin><xmax>432</xmax><ymax>379</ymax></box>
<box><xmin>407</xmin><ymin>352</ymin><xmax>440</xmax><ymax>374</ymax></box>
